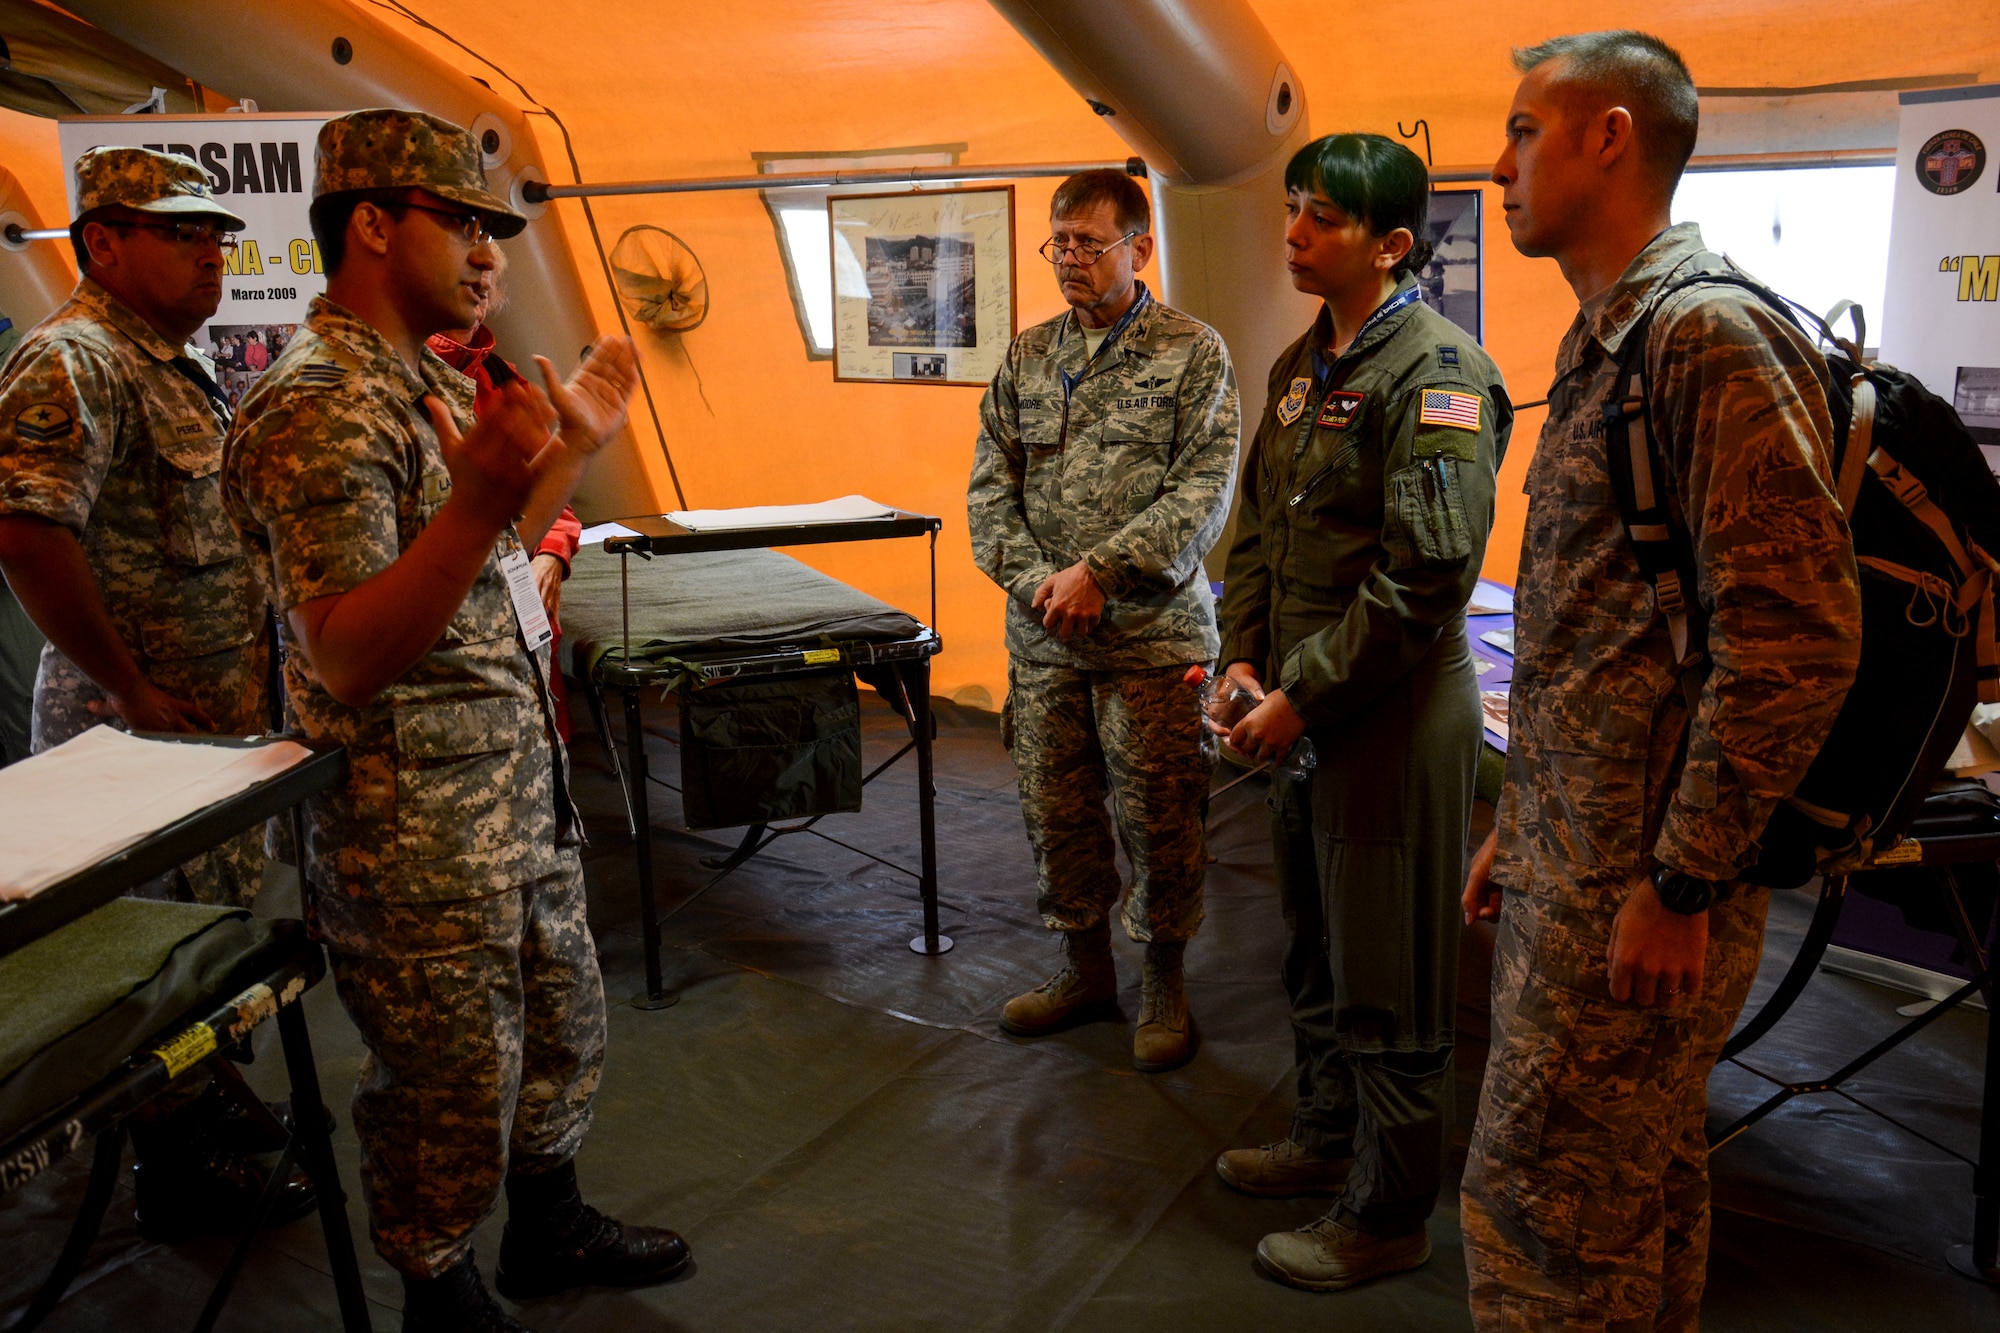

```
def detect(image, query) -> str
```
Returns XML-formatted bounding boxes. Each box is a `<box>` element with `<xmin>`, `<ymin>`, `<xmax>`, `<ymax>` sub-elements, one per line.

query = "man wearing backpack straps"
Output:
<box><xmin>1459</xmin><ymin>31</ymin><xmax>1861</xmax><ymax>1329</ymax></box>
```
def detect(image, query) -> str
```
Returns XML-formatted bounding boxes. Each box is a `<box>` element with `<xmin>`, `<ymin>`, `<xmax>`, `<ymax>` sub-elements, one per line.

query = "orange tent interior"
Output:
<box><xmin>6</xmin><ymin>5</ymin><xmax>2000</xmax><ymax>1330</ymax></box>
<box><xmin>5</xmin><ymin>2</ymin><xmax>1996</xmax><ymax>707</ymax></box>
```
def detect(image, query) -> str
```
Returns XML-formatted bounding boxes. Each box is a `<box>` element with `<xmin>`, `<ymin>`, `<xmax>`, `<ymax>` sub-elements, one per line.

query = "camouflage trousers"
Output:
<box><xmin>1460</xmin><ymin>886</ymin><xmax>1769</xmax><ymax>1331</ymax></box>
<box><xmin>32</xmin><ymin>638</ymin><xmax>270</xmax><ymax>906</ymax></box>
<box><xmin>324</xmin><ymin>850</ymin><xmax>605</xmax><ymax>1279</ymax></box>
<box><xmin>1003</xmin><ymin>657</ymin><xmax>1216</xmax><ymax>942</ymax></box>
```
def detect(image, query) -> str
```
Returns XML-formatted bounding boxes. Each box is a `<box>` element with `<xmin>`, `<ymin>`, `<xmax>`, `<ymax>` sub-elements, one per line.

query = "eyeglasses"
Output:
<box><xmin>396</xmin><ymin>203</ymin><xmax>497</xmax><ymax>246</ymax></box>
<box><xmin>104</xmin><ymin>220</ymin><xmax>237</xmax><ymax>253</ymax></box>
<box><xmin>1038</xmin><ymin>230</ymin><xmax>1139</xmax><ymax>267</ymax></box>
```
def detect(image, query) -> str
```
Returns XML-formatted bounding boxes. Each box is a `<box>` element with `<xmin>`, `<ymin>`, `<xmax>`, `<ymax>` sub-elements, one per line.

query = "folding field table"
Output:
<box><xmin>1713</xmin><ymin>803</ymin><xmax>2000</xmax><ymax>1286</ymax></box>
<box><xmin>563</xmin><ymin>511</ymin><xmax>949</xmax><ymax>1009</ymax></box>
<box><xmin>0</xmin><ymin>736</ymin><xmax>369</xmax><ymax>1330</ymax></box>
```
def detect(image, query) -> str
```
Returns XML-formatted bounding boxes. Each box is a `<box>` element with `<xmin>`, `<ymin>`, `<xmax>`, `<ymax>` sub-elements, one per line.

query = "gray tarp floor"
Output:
<box><xmin>3</xmin><ymin>694</ymin><xmax>1997</xmax><ymax>1330</ymax></box>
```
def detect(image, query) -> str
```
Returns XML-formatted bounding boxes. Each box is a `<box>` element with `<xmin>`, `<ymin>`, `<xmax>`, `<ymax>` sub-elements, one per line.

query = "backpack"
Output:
<box><xmin>1606</xmin><ymin>270</ymin><xmax>2000</xmax><ymax>889</ymax></box>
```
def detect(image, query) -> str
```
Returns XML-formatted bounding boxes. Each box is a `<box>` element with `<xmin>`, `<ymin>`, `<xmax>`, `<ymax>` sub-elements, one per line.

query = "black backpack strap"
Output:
<box><xmin>1603</xmin><ymin>285</ymin><xmax>1706</xmax><ymax>668</ymax></box>
<box><xmin>1603</xmin><ymin>268</ymin><xmax>1832</xmax><ymax>668</ymax></box>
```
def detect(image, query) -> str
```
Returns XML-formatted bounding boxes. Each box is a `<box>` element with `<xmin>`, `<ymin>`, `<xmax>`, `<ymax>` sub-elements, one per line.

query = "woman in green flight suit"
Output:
<box><xmin>1212</xmin><ymin>133</ymin><xmax>1511</xmax><ymax>1293</ymax></box>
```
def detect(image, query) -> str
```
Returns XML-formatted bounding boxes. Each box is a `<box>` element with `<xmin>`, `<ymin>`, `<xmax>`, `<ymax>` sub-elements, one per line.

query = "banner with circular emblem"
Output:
<box><xmin>1880</xmin><ymin>84</ymin><xmax>2000</xmax><ymax>450</ymax></box>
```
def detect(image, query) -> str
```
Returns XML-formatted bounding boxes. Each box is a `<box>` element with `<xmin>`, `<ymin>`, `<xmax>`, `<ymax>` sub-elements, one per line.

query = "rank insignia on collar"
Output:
<box><xmin>14</xmin><ymin>403</ymin><xmax>74</xmax><ymax>442</ymax></box>
<box><xmin>1277</xmin><ymin>376</ymin><xmax>1311</xmax><ymax>426</ymax></box>
<box><xmin>1316</xmin><ymin>390</ymin><xmax>1365</xmax><ymax>430</ymax></box>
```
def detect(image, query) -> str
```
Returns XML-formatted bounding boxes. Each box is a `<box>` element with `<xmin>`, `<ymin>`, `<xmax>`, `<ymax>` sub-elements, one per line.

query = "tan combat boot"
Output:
<box><xmin>1215</xmin><ymin>1139</ymin><xmax>1354</xmax><ymax>1198</ymax></box>
<box><xmin>1000</xmin><ymin>926</ymin><xmax>1118</xmax><ymax>1036</ymax></box>
<box><xmin>1255</xmin><ymin>1211</ymin><xmax>1431</xmax><ymax>1292</ymax></box>
<box><xmin>1132</xmin><ymin>940</ymin><xmax>1193</xmax><ymax>1072</ymax></box>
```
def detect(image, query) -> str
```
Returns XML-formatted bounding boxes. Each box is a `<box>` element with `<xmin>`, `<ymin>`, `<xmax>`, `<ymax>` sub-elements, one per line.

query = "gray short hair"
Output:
<box><xmin>1513</xmin><ymin>30</ymin><xmax>1699</xmax><ymax>195</ymax></box>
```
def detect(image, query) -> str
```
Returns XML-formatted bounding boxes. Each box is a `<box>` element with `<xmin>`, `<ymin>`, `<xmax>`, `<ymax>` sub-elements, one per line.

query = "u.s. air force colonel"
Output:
<box><xmin>967</xmin><ymin>168</ymin><xmax>1240</xmax><ymax>1074</ymax></box>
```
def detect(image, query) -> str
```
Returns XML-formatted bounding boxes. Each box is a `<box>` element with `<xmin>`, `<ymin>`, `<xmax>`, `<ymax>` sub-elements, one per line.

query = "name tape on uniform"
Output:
<box><xmin>500</xmin><ymin>549</ymin><xmax>555</xmax><ymax>652</ymax></box>
<box><xmin>1418</xmin><ymin>389</ymin><xmax>1481</xmax><ymax>431</ymax></box>
<box><xmin>1316</xmin><ymin>390</ymin><xmax>1365</xmax><ymax>430</ymax></box>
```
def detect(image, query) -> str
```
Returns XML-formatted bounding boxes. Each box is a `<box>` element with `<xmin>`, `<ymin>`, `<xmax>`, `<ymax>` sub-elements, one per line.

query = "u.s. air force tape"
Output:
<box><xmin>151</xmin><ymin>1022</ymin><xmax>218</xmax><ymax>1078</ymax></box>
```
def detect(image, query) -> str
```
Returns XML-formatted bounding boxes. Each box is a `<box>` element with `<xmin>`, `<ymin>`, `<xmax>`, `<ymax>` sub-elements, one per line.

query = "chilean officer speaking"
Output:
<box><xmin>224</xmin><ymin>109</ymin><xmax>686</xmax><ymax>1331</ymax></box>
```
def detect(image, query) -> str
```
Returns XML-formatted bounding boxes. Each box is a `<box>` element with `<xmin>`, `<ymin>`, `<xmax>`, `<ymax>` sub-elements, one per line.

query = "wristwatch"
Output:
<box><xmin>1650</xmin><ymin>863</ymin><xmax>1728</xmax><ymax>915</ymax></box>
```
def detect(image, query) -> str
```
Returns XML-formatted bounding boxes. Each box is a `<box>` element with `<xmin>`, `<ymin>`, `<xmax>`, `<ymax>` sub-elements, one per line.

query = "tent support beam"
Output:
<box><xmin>3</xmin><ymin>147</ymin><xmax>1902</xmax><ymax>240</ymax></box>
<box><xmin>1426</xmin><ymin>146</ymin><xmax>1895</xmax><ymax>183</ymax></box>
<box><xmin>524</xmin><ymin>157</ymin><xmax>1147</xmax><ymax>203</ymax></box>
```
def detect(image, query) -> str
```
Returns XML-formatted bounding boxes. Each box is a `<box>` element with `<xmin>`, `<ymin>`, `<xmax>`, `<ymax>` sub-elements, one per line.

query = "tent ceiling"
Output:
<box><xmin>0</xmin><ymin>0</ymin><xmax>208</xmax><ymax>118</ymax></box>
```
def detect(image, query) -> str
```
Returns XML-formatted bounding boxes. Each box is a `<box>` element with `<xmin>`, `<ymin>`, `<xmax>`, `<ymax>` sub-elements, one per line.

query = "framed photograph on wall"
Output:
<box><xmin>1419</xmin><ymin>188</ymin><xmax>1483</xmax><ymax>343</ymax></box>
<box><xmin>829</xmin><ymin>185</ymin><xmax>1016</xmax><ymax>386</ymax></box>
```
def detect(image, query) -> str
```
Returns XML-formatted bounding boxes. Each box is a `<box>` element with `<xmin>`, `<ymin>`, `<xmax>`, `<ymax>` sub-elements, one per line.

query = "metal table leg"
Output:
<box><xmin>277</xmin><ymin>1000</ymin><xmax>371</xmax><ymax>1333</ymax></box>
<box><xmin>622</xmin><ymin>684</ymin><xmax>678</xmax><ymax>1009</ymax></box>
<box><xmin>906</xmin><ymin>656</ymin><xmax>951</xmax><ymax>956</ymax></box>
<box><xmin>6</xmin><ymin>1126</ymin><xmax>126</xmax><ymax>1333</ymax></box>
<box><xmin>1948</xmin><ymin>905</ymin><xmax>2000</xmax><ymax>1284</ymax></box>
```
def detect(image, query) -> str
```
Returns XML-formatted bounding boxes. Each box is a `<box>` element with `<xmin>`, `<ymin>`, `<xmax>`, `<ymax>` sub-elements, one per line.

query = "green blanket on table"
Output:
<box><xmin>560</xmin><ymin>544</ymin><xmax>925</xmax><ymax>678</ymax></box>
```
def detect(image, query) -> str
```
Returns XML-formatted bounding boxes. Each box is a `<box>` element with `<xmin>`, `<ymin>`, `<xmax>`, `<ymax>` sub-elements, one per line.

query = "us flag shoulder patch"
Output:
<box><xmin>1418</xmin><ymin>389</ymin><xmax>1480</xmax><ymax>431</ymax></box>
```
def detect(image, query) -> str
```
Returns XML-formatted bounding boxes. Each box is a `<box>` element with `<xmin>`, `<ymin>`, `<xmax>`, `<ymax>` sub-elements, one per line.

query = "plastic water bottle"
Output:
<box><xmin>1184</xmin><ymin>666</ymin><xmax>1317</xmax><ymax>781</ymax></box>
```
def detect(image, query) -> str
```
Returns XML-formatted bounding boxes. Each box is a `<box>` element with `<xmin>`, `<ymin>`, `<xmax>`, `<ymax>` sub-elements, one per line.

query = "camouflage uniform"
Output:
<box><xmin>0</xmin><ymin>149</ymin><xmax>266</xmax><ymax>901</ymax></box>
<box><xmin>221</xmin><ymin>110</ymin><xmax>597</xmax><ymax>1280</ymax></box>
<box><xmin>1220</xmin><ymin>284</ymin><xmax>1508</xmax><ymax>1235</ymax></box>
<box><xmin>968</xmin><ymin>283</ymin><xmax>1238</xmax><ymax>940</ymax></box>
<box><xmin>1462</xmin><ymin>223</ymin><xmax>1863</xmax><ymax>1328</ymax></box>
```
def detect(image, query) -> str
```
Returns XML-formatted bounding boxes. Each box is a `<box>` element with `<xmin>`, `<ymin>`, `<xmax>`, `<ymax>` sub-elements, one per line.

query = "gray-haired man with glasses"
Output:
<box><xmin>969</xmin><ymin>169</ymin><xmax>1240</xmax><ymax>1073</ymax></box>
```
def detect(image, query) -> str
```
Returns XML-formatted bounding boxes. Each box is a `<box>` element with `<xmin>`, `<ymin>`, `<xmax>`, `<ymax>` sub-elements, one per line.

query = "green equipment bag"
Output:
<box><xmin>678</xmin><ymin>669</ymin><xmax>862</xmax><ymax>830</ymax></box>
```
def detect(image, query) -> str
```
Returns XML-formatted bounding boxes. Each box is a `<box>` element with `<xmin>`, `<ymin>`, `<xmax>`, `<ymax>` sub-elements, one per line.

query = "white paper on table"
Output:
<box><xmin>1480</xmin><ymin>691</ymin><xmax>1511</xmax><ymax>743</ymax></box>
<box><xmin>1468</xmin><ymin>580</ymin><xmax>1515</xmax><ymax>615</ymax></box>
<box><xmin>577</xmin><ymin>522</ymin><xmax>642</xmax><ymax>546</ymax></box>
<box><xmin>1480</xmin><ymin>628</ymin><xmax>1515</xmax><ymax>656</ymax></box>
<box><xmin>666</xmin><ymin>495</ymin><xmax>896</xmax><ymax>532</ymax></box>
<box><xmin>0</xmin><ymin>727</ymin><xmax>311</xmax><ymax>901</ymax></box>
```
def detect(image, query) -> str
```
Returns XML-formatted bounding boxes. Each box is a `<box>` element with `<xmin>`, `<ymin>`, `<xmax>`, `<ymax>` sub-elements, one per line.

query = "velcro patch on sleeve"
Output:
<box><xmin>13</xmin><ymin>403</ymin><xmax>74</xmax><ymax>442</ymax></box>
<box><xmin>1418</xmin><ymin>389</ymin><xmax>1481</xmax><ymax>431</ymax></box>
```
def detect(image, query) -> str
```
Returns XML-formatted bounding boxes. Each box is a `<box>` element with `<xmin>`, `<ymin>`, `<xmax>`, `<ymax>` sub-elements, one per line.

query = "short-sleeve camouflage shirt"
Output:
<box><xmin>0</xmin><ymin>278</ymin><xmax>264</xmax><ymax>703</ymax></box>
<box><xmin>222</xmin><ymin>295</ymin><xmax>569</xmax><ymax>918</ymax></box>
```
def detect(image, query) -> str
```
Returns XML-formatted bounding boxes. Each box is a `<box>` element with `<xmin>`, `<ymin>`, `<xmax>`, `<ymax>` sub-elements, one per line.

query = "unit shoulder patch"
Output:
<box><xmin>1417</xmin><ymin>388</ymin><xmax>1481</xmax><ymax>431</ymax></box>
<box><xmin>1276</xmin><ymin>376</ymin><xmax>1311</xmax><ymax>427</ymax></box>
<box><xmin>13</xmin><ymin>403</ymin><xmax>74</xmax><ymax>442</ymax></box>
<box><xmin>1316</xmin><ymin>390</ymin><xmax>1365</xmax><ymax>430</ymax></box>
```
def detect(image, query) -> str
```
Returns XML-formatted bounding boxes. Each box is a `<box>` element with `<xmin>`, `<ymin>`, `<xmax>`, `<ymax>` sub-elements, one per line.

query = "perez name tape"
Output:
<box><xmin>151</xmin><ymin>1022</ymin><xmax>218</xmax><ymax>1078</ymax></box>
<box><xmin>801</xmin><ymin>648</ymin><xmax>842</xmax><ymax>665</ymax></box>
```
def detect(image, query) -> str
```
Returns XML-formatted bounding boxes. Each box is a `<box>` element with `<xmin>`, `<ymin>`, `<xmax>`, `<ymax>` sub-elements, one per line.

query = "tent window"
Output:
<box><xmin>756</xmin><ymin>144</ymin><xmax>966</xmax><ymax>360</ymax></box>
<box><xmin>1671</xmin><ymin>165</ymin><xmax>1894</xmax><ymax>350</ymax></box>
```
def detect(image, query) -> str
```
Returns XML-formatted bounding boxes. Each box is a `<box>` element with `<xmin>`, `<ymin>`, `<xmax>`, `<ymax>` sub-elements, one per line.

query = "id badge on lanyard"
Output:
<box><xmin>500</xmin><ymin>547</ymin><xmax>554</xmax><ymax>651</ymax></box>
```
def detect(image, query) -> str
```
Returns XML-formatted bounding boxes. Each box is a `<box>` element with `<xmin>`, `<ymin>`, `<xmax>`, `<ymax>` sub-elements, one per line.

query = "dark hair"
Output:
<box><xmin>308</xmin><ymin>187</ymin><xmax>417</xmax><ymax>274</ymax></box>
<box><xmin>1512</xmin><ymin>30</ymin><xmax>1699</xmax><ymax>196</ymax></box>
<box><xmin>1049</xmin><ymin>169</ymin><xmax>1150</xmax><ymax>235</ymax></box>
<box><xmin>1282</xmin><ymin>134</ymin><xmax>1434</xmax><ymax>279</ymax></box>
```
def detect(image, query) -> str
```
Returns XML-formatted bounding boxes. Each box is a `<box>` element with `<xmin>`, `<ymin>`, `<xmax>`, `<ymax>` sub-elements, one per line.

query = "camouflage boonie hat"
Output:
<box><xmin>313</xmin><ymin>108</ymin><xmax>527</xmax><ymax>239</ymax></box>
<box><xmin>72</xmin><ymin>145</ymin><xmax>246</xmax><ymax>230</ymax></box>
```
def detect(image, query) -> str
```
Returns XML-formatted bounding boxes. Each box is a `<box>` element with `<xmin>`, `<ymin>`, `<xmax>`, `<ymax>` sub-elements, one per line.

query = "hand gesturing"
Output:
<box><xmin>535</xmin><ymin>335</ymin><xmax>638</xmax><ymax>458</ymax></box>
<box><xmin>425</xmin><ymin>378</ymin><xmax>558</xmax><ymax>529</ymax></box>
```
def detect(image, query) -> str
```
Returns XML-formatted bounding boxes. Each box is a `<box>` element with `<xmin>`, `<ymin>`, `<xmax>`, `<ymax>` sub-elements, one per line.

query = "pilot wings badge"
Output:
<box><xmin>1276</xmin><ymin>376</ymin><xmax>1311</xmax><ymax>427</ymax></box>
